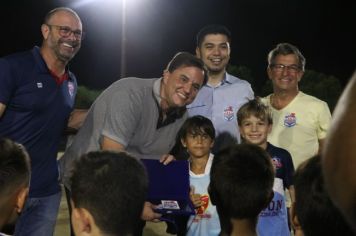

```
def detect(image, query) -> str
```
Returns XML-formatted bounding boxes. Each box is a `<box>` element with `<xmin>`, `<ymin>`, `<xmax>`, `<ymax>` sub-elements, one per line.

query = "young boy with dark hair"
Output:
<box><xmin>0</xmin><ymin>138</ymin><xmax>30</xmax><ymax>234</ymax></box>
<box><xmin>209</xmin><ymin>144</ymin><xmax>274</xmax><ymax>236</ymax></box>
<box><xmin>237</xmin><ymin>98</ymin><xmax>295</xmax><ymax>236</ymax></box>
<box><xmin>292</xmin><ymin>154</ymin><xmax>354</xmax><ymax>236</ymax></box>
<box><xmin>176</xmin><ymin>115</ymin><xmax>220</xmax><ymax>235</ymax></box>
<box><xmin>70</xmin><ymin>150</ymin><xmax>148</xmax><ymax>236</ymax></box>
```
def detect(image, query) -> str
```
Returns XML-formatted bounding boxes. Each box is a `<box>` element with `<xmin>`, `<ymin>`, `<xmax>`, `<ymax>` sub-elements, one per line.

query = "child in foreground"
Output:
<box><xmin>209</xmin><ymin>143</ymin><xmax>275</xmax><ymax>236</ymax></box>
<box><xmin>237</xmin><ymin>98</ymin><xmax>295</xmax><ymax>236</ymax></box>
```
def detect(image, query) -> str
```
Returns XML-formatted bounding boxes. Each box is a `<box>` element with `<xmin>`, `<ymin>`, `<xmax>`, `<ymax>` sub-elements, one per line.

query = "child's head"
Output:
<box><xmin>237</xmin><ymin>98</ymin><xmax>272</xmax><ymax>147</ymax></box>
<box><xmin>209</xmin><ymin>144</ymin><xmax>274</xmax><ymax>234</ymax></box>
<box><xmin>0</xmin><ymin>138</ymin><xmax>30</xmax><ymax>230</ymax></box>
<box><xmin>70</xmin><ymin>151</ymin><xmax>148</xmax><ymax>236</ymax></box>
<box><xmin>179</xmin><ymin>115</ymin><xmax>215</xmax><ymax>158</ymax></box>
<box><xmin>293</xmin><ymin>154</ymin><xmax>354</xmax><ymax>236</ymax></box>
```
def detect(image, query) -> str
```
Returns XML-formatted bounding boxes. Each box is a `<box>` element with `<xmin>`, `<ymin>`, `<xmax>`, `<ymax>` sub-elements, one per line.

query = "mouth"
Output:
<box><xmin>177</xmin><ymin>92</ymin><xmax>187</xmax><ymax>100</ymax></box>
<box><xmin>210</xmin><ymin>58</ymin><xmax>222</xmax><ymax>65</ymax></box>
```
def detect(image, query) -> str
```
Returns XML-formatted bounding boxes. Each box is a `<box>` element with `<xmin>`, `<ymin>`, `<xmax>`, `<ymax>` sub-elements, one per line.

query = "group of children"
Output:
<box><xmin>1</xmin><ymin>98</ymin><xmax>354</xmax><ymax>236</ymax></box>
<box><xmin>176</xmin><ymin>98</ymin><xmax>293</xmax><ymax>236</ymax></box>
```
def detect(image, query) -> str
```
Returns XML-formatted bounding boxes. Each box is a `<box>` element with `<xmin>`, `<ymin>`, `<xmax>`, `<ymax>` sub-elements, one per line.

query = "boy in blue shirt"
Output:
<box><xmin>237</xmin><ymin>98</ymin><xmax>295</xmax><ymax>236</ymax></box>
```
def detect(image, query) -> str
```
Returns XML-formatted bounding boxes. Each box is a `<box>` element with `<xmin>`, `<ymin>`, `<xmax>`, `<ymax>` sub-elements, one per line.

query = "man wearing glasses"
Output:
<box><xmin>262</xmin><ymin>43</ymin><xmax>331</xmax><ymax>169</ymax></box>
<box><xmin>0</xmin><ymin>7</ymin><xmax>83</xmax><ymax>236</ymax></box>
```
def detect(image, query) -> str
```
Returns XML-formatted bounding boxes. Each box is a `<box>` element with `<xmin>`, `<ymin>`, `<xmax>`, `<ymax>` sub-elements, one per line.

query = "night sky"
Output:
<box><xmin>1</xmin><ymin>0</ymin><xmax>355</xmax><ymax>90</ymax></box>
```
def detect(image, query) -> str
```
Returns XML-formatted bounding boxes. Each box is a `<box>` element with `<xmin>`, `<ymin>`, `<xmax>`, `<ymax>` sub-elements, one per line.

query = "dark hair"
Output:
<box><xmin>70</xmin><ymin>151</ymin><xmax>148</xmax><ymax>235</ymax></box>
<box><xmin>179</xmin><ymin>115</ymin><xmax>215</xmax><ymax>141</ymax></box>
<box><xmin>237</xmin><ymin>98</ymin><xmax>272</xmax><ymax>126</ymax></box>
<box><xmin>166</xmin><ymin>52</ymin><xmax>208</xmax><ymax>85</ymax></box>
<box><xmin>209</xmin><ymin>144</ymin><xmax>274</xmax><ymax>233</ymax></box>
<box><xmin>43</xmin><ymin>7</ymin><xmax>81</xmax><ymax>25</ymax></box>
<box><xmin>267</xmin><ymin>43</ymin><xmax>306</xmax><ymax>71</ymax></box>
<box><xmin>172</xmin><ymin>115</ymin><xmax>215</xmax><ymax>160</ymax></box>
<box><xmin>196</xmin><ymin>24</ymin><xmax>231</xmax><ymax>48</ymax></box>
<box><xmin>294</xmin><ymin>155</ymin><xmax>354</xmax><ymax>236</ymax></box>
<box><xmin>0</xmin><ymin>138</ymin><xmax>30</xmax><ymax>195</ymax></box>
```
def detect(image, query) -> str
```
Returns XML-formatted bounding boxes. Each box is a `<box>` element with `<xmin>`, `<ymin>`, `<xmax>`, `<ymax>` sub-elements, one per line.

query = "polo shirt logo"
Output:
<box><xmin>223</xmin><ymin>106</ymin><xmax>234</xmax><ymax>121</ymax></box>
<box><xmin>284</xmin><ymin>112</ymin><xmax>296</xmax><ymax>127</ymax></box>
<box><xmin>37</xmin><ymin>82</ymin><xmax>43</xmax><ymax>88</ymax></box>
<box><xmin>68</xmin><ymin>82</ymin><xmax>75</xmax><ymax>98</ymax></box>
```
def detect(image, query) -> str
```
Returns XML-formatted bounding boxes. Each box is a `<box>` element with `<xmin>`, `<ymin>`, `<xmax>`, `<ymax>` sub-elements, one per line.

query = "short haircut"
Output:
<box><xmin>294</xmin><ymin>155</ymin><xmax>354</xmax><ymax>236</ymax></box>
<box><xmin>237</xmin><ymin>98</ymin><xmax>273</xmax><ymax>126</ymax></box>
<box><xmin>267</xmin><ymin>43</ymin><xmax>306</xmax><ymax>71</ymax></box>
<box><xmin>179</xmin><ymin>115</ymin><xmax>215</xmax><ymax>141</ymax></box>
<box><xmin>166</xmin><ymin>52</ymin><xmax>208</xmax><ymax>85</ymax></box>
<box><xmin>43</xmin><ymin>7</ymin><xmax>81</xmax><ymax>25</ymax></box>
<box><xmin>196</xmin><ymin>24</ymin><xmax>231</xmax><ymax>48</ymax></box>
<box><xmin>70</xmin><ymin>151</ymin><xmax>148</xmax><ymax>235</ymax></box>
<box><xmin>209</xmin><ymin>144</ymin><xmax>274</xmax><ymax>221</ymax></box>
<box><xmin>0</xmin><ymin>138</ymin><xmax>30</xmax><ymax>196</ymax></box>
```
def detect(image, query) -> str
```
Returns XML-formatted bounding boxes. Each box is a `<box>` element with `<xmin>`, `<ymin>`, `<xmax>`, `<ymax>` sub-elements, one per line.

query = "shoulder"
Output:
<box><xmin>226</xmin><ymin>73</ymin><xmax>252</xmax><ymax>87</ymax></box>
<box><xmin>267</xmin><ymin>143</ymin><xmax>292</xmax><ymax>158</ymax></box>
<box><xmin>0</xmin><ymin>49</ymin><xmax>34</xmax><ymax>67</ymax></box>
<box><xmin>298</xmin><ymin>92</ymin><xmax>327</xmax><ymax>105</ymax></box>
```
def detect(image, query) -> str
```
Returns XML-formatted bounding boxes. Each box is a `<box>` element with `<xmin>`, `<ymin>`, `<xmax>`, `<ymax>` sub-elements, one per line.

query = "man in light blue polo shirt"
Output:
<box><xmin>187</xmin><ymin>24</ymin><xmax>254</xmax><ymax>152</ymax></box>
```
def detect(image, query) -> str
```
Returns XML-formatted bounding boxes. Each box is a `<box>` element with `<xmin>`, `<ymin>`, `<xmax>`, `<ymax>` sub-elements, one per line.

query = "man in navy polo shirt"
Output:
<box><xmin>0</xmin><ymin>7</ymin><xmax>83</xmax><ymax>236</ymax></box>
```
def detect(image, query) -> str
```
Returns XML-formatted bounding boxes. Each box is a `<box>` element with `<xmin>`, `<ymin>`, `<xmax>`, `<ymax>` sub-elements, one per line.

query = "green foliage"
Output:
<box><xmin>260</xmin><ymin>70</ymin><xmax>342</xmax><ymax>112</ymax></box>
<box><xmin>74</xmin><ymin>86</ymin><xmax>102</xmax><ymax>109</ymax></box>
<box><xmin>227</xmin><ymin>64</ymin><xmax>257</xmax><ymax>92</ymax></box>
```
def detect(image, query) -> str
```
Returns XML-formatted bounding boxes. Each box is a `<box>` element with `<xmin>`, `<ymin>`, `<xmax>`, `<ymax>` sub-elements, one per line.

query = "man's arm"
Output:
<box><xmin>101</xmin><ymin>136</ymin><xmax>125</xmax><ymax>151</ymax></box>
<box><xmin>67</xmin><ymin>109</ymin><xmax>88</xmax><ymax>130</ymax></box>
<box><xmin>0</xmin><ymin>103</ymin><xmax>6</xmax><ymax>118</ymax></box>
<box><xmin>322</xmin><ymin>72</ymin><xmax>356</xmax><ymax>232</ymax></box>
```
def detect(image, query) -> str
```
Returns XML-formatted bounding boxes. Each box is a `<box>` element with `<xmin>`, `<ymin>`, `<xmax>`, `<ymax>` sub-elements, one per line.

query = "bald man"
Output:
<box><xmin>0</xmin><ymin>7</ymin><xmax>83</xmax><ymax>236</ymax></box>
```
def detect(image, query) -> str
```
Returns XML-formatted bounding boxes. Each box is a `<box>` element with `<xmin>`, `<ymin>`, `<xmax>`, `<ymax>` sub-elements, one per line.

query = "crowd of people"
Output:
<box><xmin>1</xmin><ymin>6</ymin><xmax>355</xmax><ymax>236</ymax></box>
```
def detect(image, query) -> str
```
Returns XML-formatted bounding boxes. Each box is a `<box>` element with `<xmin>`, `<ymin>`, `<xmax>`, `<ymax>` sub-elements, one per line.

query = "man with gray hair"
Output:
<box><xmin>262</xmin><ymin>43</ymin><xmax>331</xmax><ymax>169</ymax></box>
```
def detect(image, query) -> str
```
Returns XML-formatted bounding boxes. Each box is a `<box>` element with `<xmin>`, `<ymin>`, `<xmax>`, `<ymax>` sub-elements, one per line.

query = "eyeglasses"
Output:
<box><xmin>46</xmin><ymin>24</ymin><xmax>85</xmax><ymax>40</ymax></box>
<box><xmin>269</xmin><ymin>64</ymin><xmax>301</xmax><ymax>73</ymax></box>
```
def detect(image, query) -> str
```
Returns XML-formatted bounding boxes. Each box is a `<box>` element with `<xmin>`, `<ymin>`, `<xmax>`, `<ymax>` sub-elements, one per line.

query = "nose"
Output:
<box><xmin>196</xmin><ymin>136</ymin><xmax>203</xmax><ymax>144</ymax></box>
<box><xmin>183</xmin><ymin>82</ymin><xmax>192</xmax><ymax>94</ymax></box>
<box><xmin>212</xmin><ymin>46</ymin><xmax>220</xmax><ymax>55</ymax></box>
<box><xmin>252</xmin><ymin>124</ymin><xmax>258</xmax><ymax>132</ymax></box>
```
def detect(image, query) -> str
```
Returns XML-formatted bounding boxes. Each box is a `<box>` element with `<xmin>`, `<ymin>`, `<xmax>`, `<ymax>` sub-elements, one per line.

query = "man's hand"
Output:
<box><xmin>159</xmin><ymin>154</ymin><xmax>175</xmax><ymax>165</ymax></box>
<box><xmin>141</xmin><ymin>201</ymin><xmax>162</xmax><ymax>221</ymax></box>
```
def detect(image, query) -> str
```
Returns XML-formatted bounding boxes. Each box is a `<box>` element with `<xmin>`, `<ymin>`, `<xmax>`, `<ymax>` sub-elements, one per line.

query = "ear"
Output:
<box><xmin>267</xmin><ymin>124</ymin><xmax>272</xmax><ymax>134</ymax></box>
<box><xmin>195</xmin><ymin>47</ymin><xmax>201</xmax><ymax>58</ymax></box>
<box><xmin>41</xmin><ymin>24</ymin><xmax>50</xmax><ymax>40</ymax></box>
<box><xmin>267</xmin><ymin>67</ymin><xmax>273</xmax><ymax>80</ymax></box>
<box><xmin>72</xmin><ymin>207</ymin><xmax>94</xmax><ymax>234</ymax></box>
<box><xmin>210</xmin><ymin>140</ymin><xmax>215</xmax><ymax>149</ymax></box>
<box><xmin>180</xmin><ymin>138</ymin><xmax>187</xmax><ymax>148</ymax></box>
<box><xmin>297</xmin><ymin>71</ymin><xmax>304</xmax><ymax>82</ymax></box>
<box><xmin>15</xmin><ymin>187</ymin><xmax>29</xmax><ymax>214</ymax></box>
<box><xmin>291</xmin><ymin>202</ymin><xmax>304</xmax><ymax>235</ymax></box>
<box><xmin>262</xmin><ymin>191</ymin><xmax>274</xmax><ymax>209</ymax></box>
<box><xmin>238</xmin><ymin>125</ymin><xmax>245</xmax><ymax>139</ymax></box>
<box><xmin>162</xmin><ymin>69</ymin><xmax>169</xmax><ymax>85</ymax></box>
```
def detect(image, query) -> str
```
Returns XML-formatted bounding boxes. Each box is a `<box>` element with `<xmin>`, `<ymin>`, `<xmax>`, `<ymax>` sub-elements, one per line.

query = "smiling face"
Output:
<box><xmin>181</xmin><ymin>128</ymin><xmax>214</xmax><ymax>159</ymax></box>
<box><xmin>161</xmin><ymin>66</ymin><xmax>205</xmax><ymax>108</ymax></box>
<box><xmin>196</xmin><ymin>34</ymin><xmax>230</xmax><ymax>75</ymax></box>
<box><xmin>42</xmin><ymin>10</ymin><xmax>82</xmax><ymax>63</ymax></box>
<box><xmin>267</xmin><ymin>54</ymin><xmax>304</xmax><ymax>93</ymax></box>
<box><xmin>239</xmin><ymin>115</ymin><xmax>272</xmax><ymax>149</ymax></box>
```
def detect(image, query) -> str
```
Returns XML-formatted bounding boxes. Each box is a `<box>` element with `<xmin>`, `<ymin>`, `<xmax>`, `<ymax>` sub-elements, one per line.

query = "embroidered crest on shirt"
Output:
<box><xmin>223</xmin><ymin>106</ymin><xmax>234</xmax><ymax>121</ymax></box>
<box><xmin>271</xmin><ymin>157</ymin><xmax>283</xmax><ymax>170</ymax></box>
<box><xmin>284</xmin><ymin>113</ymin><xmax>296</xmax><ymax>127</ymax></box>
<box><xmin>193</xmin><ymin>194</ymin><xmax>211</xmax><ymax>222</ymax></box>
<box><xmin>37</xmin><ymin>82</ymin><xmax>43</xmax><ymax>88</ymax></box>
<box><xmin>68</xmin><ymin>81</ymin><xmax>75</xmax><ymax>98</ymax></box>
